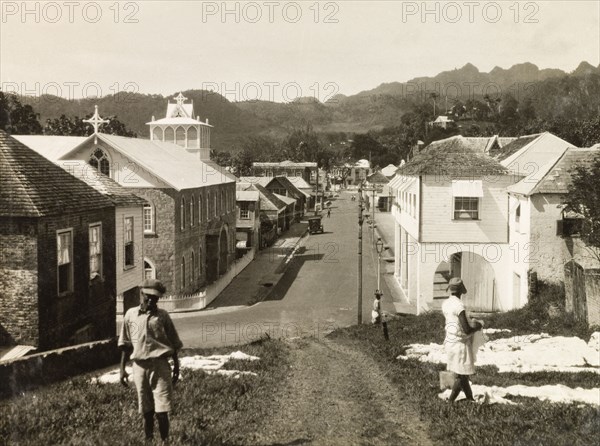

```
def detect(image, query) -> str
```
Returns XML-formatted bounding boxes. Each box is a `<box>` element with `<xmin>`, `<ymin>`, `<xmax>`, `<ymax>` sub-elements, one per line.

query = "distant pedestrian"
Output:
<box><xmin>371</xmin><ymin>292</ymin><xmax>382</xmax><ymax>324</ymax></box>
<box><xmin>442</xmin><ymin>277</ymin><xmax>482</xmax><ymax>403</ymax></box>
<box><xmin>327</xmin><ymin>208</ymin><xmax>331</xmax><ymax>218</ymax></box>
<box><xmin>119</xmin><ymin>279</ymin><xmax>183</xmax><ymax>443</ymax></box>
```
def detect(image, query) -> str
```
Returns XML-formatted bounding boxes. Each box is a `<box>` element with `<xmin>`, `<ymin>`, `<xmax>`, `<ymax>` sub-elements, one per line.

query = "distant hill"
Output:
<box><xmin>19</xmin><ymin>61</ymin><xmax>600</xmax><ymax>150</ymax></box>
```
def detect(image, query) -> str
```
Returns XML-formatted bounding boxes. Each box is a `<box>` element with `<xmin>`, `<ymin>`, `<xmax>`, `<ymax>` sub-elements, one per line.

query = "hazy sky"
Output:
<box><xmin>1</xmin><ymin>1</ymin><xmax>599</xmax><ymax>102</ymax></box>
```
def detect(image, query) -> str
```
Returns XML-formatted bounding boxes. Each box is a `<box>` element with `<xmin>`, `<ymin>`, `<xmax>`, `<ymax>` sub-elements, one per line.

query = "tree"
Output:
<box><xmin>211</xmin><ymin>149</ymin><xmax>232</xmax><ymax>168</ymax></box>
<box><xmin>564</xmin><ymin>153</ymin><xmax>600</xmax><ymax>263</ymax></box>
<box><xmin>44</xmin><ymin>113</ymin><xmax>136</xmax><ymax>137</ymax></box>
<box><xmin>0</xmin><ymin>92</ymin><xmax>43</xmax><ymax>134</ymax></box>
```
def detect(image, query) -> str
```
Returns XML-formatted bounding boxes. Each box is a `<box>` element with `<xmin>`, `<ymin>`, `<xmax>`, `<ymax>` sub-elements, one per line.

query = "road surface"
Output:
<box><xmin>174</xmin><ymin>191</ymin><xmax>394</xmax><ymax>348</ymax></box>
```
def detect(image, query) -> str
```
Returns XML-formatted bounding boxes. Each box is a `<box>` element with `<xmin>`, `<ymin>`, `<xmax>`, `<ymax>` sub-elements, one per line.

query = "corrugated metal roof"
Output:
<box><xmin>0</xmin><ymin>345</ymin><xmax>36</xmax><ymax>363</ymax></box>
<box><xmin>236</xmin><ymin>190</ymin><xmax>260</xmax><ymax>201</ymax></box>
<box><xmin>13</xmin><ymin>135</ymin><xmax>87</xmax><ymax>161</ymax></box>
<box><xmin>63</xmin><ymin>133</ymin><xmax>236</xmax><ymax>190</ymax></box>
<box><xmin>147</xmin><ymin>117</ymin><xmax>212</xmax><ymax>126</ymax></box>
<box><xmin>274</xmin><ymin>193</ymin><xmax>296</xmax><ymax>205</ymax></box>
<box><xmin>286</xmin><ymin>177</ymin><xmax>312</xmax><ymax>189</ymax></box>
<box><xmin>0</xmin><ymin>130</ymin><xmax>116</xmax><ymax>218</ymax></box>
<box><xmin>507</xmin><ymin>147</ymin><xmax>600</xmax><ymax>196</ymax></box>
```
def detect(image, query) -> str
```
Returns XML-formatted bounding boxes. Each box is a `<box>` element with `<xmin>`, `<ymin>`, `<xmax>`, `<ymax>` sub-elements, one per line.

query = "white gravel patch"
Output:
<box><xmin>92</xmin><ymin>351</ymin><xmax>260</xmax><ymax>384</ymax></box>
<box><xmin>438</xmin><ymin>384</ymin><xmax>600</xmax><ymax>406</ymax></box>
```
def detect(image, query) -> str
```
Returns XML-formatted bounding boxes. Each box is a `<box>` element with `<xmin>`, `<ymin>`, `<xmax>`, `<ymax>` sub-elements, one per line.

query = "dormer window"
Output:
<box><xmin>89</xmin><ymin>148</ymin><xmax>110</xmax><ymax>176</ymax></box>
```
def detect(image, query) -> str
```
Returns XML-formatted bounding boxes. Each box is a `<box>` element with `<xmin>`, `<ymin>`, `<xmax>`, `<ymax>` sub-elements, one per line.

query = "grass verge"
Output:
<box><xmin>0</xmin><ymin>338</ymin><xmax>290</xmax><ymax>445</ymax></box>
<box><xmin>329</xmin><ymin>312</ymin><xmax>599</xmax><ymax>446</ymax></box>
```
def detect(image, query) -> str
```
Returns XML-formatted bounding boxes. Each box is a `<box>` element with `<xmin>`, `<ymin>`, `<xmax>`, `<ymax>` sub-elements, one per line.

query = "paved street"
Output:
<box><xmin>173</xmin><ymin>191</ymin><xmax>395</xmax><ymax>348</ymax></box>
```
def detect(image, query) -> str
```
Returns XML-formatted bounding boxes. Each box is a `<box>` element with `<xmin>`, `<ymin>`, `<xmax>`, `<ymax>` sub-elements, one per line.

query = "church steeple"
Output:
<box><xmin>146</xmin><ymin>92</ymin><xmax>213</xmax><ymax>161</ymax></box>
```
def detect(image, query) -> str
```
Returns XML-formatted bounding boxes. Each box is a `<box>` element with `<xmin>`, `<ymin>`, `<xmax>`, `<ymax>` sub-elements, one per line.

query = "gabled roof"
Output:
<box><xmin>286</xmin><ymin>176</ymin><xmax>313</xmax><ymax>189</ymax></box>
<box><xmin>490</xmin><ymin>134</ymin><xmax>542</xmax><ymax>161</ymax></box>
<box><xmin>508</xmin><ymin>147</ymin><xmax>600</xmax><ymax>196</ymax></box>
<box><xmin>236</xmin><ymin>190</ymin><xmax>260</xmax><ymax>202</ymax></box>
<box><xmin>500</xmin><ymin>133</ymin><xmax>576</xmax><ymax>179</ymax></box>
<box><xmin>0</xmin><ymin>130</ymin><xmax>114</xmax><ymax>218</ymax></box>
<box><xmin>58</xmin><ymin>160</ymin><xmax>147</xmax><ymax>207</ymax></box>
<box><xmin>238</xmin><ymin>176</ymin><xmax>272</xmax><ymax>187</ymax></box>
<box><xmin>381</xmin><ymin>164</ymin><xmax>398</xmax><ymax>178</ymax></box>
<box><xmin>61</xmin><ymin>133</ymin><xmax>236</xmax><ymax>190</ymax></box>
<box><xmin>396</xmin><ymin>135</ymin><xmax>508</xmax><ymax>177</ymax></box>
<box><xmin>13</xmin><ymin>135</ymin><xmax>87</xmax><ymax>161</ymax></box>
<box><xmin>252</xmin><ymin>184</ymin><xmax>286</xmax><ymax>211</ymax></box>
<box><xmin>367</xmin><ymin>171</ymin><xmax>390</xmax><ymax>184</ymax></box>
<box><xmin>274</xmin><ymin>193</ymin><xmax>296</xmax><ymax>206</ymax></box>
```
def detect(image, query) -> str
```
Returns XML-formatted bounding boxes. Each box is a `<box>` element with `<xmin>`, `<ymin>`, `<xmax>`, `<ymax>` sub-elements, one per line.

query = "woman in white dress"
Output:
<box><xmin>442</xmin><ymin>277</ymin><xmax>483</xmax><ymax>402</ymax></box>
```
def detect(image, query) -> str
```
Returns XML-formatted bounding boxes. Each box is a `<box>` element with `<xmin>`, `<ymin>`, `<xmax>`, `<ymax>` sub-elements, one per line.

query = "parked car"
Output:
<box><xmin>308</xmin><ymin>216</ymin><xmax>324</xmax><ymax>234</ymax></box>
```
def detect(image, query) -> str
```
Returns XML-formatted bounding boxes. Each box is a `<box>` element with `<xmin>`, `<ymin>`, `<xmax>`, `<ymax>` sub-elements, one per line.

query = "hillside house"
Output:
<box><xmin>0</xmin><ymin>131</ymin><xmax>117</xmax><ymax>351</ymax></box>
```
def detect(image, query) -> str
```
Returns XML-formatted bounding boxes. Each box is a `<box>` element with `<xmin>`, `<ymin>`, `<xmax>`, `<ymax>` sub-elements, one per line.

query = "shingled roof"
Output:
<box><xmin>489</xmin><ymin>134</ymin><xmax>542</xmax><ymax>161</ymax></box>
<box><xmin>508</xmin><ymin>147</ymin><xmax>600</xmax><ymax>196</ymax></box>
<box><xmin>0</xmin><ymin>130</ymin><xmax>115</xmax><ymax>218</ymax></box>
<box><xmin>397</xmin><ymin>135</ymin><xmax>508</xmax><ymax>177</ymax></box>
<box><xmin>58</xmin><ymin>160</ymin><xmax>147</xmax><ymax>207</ymax></box>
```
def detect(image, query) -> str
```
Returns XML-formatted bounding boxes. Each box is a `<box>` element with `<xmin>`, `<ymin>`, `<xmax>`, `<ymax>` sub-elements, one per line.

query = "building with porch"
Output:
<box><xmin>389</xmin><ymin>136</ymin><xmax>517</xmax><ymax>313</ymax></box>
<box><xmin>235</xmin><ymin>189</ymin><xmax>260</xmax><ymax>256</ymax></box>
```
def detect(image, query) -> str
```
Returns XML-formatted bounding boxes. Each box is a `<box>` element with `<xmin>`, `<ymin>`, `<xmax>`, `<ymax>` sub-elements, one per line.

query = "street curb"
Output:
<box><xmin>250</xmin><ymin>228</ymin><xmax>310</xmax><ymax>306</ymax></box>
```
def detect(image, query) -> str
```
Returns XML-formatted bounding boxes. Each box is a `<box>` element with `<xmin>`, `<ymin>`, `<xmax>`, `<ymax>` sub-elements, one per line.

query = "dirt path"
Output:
<box><xmin>245</xmin><ymin>337</ymin><xmax>432</xmax><ymax>446</ymax></box>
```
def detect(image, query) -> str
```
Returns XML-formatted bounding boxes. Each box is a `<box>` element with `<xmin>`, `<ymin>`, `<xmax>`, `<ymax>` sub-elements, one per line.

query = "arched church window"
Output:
<box><xmin>89</xmin><ymin>148</ymin><xmax>110</xmax><ymax>176</ymax></box>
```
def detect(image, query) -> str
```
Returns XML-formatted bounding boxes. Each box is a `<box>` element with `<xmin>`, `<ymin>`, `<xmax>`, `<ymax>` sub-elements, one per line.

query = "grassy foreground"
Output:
<box><xmin>0</xmin><ymin>339</ymin><xmax>291</xmax><ymax>445</ymax></box>
<box><xmin>1</xmin><ymin>300</ymin><xmax>599</xmax><ymax>445</ymax></box>
<box><xmin>330</xmin><ymin>311</ymin><xmax>599</xmax><ymax>446</ymax></box>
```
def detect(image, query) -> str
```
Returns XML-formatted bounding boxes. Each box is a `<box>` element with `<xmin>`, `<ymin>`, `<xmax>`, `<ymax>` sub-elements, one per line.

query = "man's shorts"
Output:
<box><xmin>132</xmin><ymin>357</ymin><xmax>173</xmax><ymax>413</ymax></box>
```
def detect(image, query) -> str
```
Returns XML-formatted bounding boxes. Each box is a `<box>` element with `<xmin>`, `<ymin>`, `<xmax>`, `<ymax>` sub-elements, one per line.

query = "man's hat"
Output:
<box><xmin>447</xmin><ymin>277</ymin><xmax>467</xmax><ymax>294</ymax></box>
<box><xmin>140</xmin><ymin>278</ymin><xmax>166</xmax><ymax>297</ymax></box>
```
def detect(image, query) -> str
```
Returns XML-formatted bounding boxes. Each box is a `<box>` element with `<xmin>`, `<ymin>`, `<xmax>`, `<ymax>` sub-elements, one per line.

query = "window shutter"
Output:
<box><xmin>556</xmin><ymin>220</ymin><xmax>564</xmax><ymax>236</ymax></box>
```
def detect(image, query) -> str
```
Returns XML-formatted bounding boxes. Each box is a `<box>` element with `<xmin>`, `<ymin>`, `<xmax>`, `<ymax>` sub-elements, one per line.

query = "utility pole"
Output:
<box><xmin>358</xmin><ymin>182</ymin><xmax>364</xmax><ymax>324</ymax></box>
<box><xmin>372</xmin><ymin>187</ymin><xmax>376</xmax><ymax>241</ymax></box>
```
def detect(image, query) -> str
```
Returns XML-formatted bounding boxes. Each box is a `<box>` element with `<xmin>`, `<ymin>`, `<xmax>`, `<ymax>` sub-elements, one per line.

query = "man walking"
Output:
<box><xmin>119</xmin><ymin>279</ymin><xmax>183</xmax><ymax>444</ymax></box>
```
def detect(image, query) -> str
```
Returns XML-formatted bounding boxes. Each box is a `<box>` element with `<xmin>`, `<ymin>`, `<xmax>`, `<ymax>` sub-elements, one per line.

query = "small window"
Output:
<box><xmin>240</xmin><ymin>202</ymin><xmax>250</xmax><ymax>220</ymax></box>
<box><xmin>89</xmin><ymin>223</ymin><xmax>102</xmax><ymax>278</ymax></box>
<box><xmin>295</xmin><ymin>171</ymin><xmax>302</xmax><ymax>177</ymax></box>
<box><xmin>199</xmin><ymin>196</ymin><xmax>203</xmax><ymax>222</ymax></box>
<box><xmin>214</xmin><ymin>193</ymin><xmax>217</xmax><ymax>217</ymax></box>
<box><xmin>266</xmin><ymin>170</ymin><xmax>273</xmax><ymax>177</ymax></box>
<box><xmin>124</xmin><ymin>217</ymin><xmax>135</xmax><ymax>267</ymax></box>
<box><xmin>57</xmin><ymin>229</ymin><xmax>73</xmax><ymax>294</ymax></box>
<box><xmin>89</xmin><ymin>148</ymin><xmax>110</xmax><ymax>176</ymax></box>
<box><xmin>515</xmin><ymin>204</ymin><xmax>521</xmax><ymax>232</ymax></box>
<box><xmin>143</xmin><ymin>204</ymin><xmax>154</xmax><ymax>233</ymax></box>
<box><xmin>221</xmin><ymin>191</ymin><xmax>225</xmax><ymax>214</ymax></box>
<box><xmin>454</xmin><ymin>197</ymin><xmax>479</xmax><ymax>220</ymax></box>
<box><xmin>144</xmin><ymin>259</ymin><xmax>156</xmax><ymax>279</ymax></box>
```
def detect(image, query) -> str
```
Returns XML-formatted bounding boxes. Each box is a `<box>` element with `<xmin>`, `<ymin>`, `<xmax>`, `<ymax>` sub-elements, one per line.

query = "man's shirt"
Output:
<box><xmin>118</xmin><ymin>306</ymin><xmax>183</xmax><ymax>360</ymax></box>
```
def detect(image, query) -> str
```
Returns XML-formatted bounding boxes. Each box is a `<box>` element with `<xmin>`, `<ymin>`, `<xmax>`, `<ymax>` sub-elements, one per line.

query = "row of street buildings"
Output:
<box><xmin>0</xmin><ymin>95</ymin><xmax>319</xmax><ymax>356</ymax></box>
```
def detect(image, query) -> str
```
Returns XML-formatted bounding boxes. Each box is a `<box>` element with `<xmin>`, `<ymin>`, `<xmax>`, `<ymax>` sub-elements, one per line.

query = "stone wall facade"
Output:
<box><xmin>0</xmin><ymin>218</ymin><xmax>39</xmax><ymax>346</ymax></box>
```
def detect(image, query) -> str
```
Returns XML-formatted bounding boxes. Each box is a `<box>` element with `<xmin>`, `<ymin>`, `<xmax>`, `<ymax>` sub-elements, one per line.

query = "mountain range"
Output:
<box><xmin>19</xmin><ymin>61</ymin><xmax>600</xmax><ymax>150</ymax></box>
